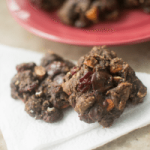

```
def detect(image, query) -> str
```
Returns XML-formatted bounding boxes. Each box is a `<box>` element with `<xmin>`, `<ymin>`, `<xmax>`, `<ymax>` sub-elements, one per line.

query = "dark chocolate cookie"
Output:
<box><xmin>11</xmin><ymin>52</ymin><xmax>75</xmax><ymax>123</ymax></box>
<box><xmin>62</xmin><ymin>46</ymin><xmax>147</xmax><ymax>127</ymax></box>
<box><xmin>58</xmin><ymin>0</ymin><xmax>119</xmax><ymax>28</ymax></box>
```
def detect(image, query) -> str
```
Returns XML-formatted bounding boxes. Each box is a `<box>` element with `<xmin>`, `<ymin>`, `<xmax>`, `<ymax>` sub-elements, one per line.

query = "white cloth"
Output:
<box><xmin>0</xmin><ymin>44</ymin><xmax>150</xmax><ymax>150</ymax></box>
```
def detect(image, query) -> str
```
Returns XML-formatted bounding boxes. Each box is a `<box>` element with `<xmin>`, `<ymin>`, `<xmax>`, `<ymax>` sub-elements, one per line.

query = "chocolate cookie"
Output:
<box><xmin>62</xmin><ymin>46</ymin><xmax>147</xmax><ymax>127</ymax></box>
<box><xmin>58</xmin><ymin>0</ymin><xmax>119</xmax><ymax>28</ymax></box>
<box><xmin>10</xmin><ymin>52</ymin><xmax>75</xmax><ymax>123</ymax></box>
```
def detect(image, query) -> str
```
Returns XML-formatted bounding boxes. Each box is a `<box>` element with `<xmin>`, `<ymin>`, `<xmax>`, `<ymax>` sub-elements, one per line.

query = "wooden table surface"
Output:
<box><xmin>1</xmin><ymin>0</ymin><xmax>150</xmax><ymax>150</ymax></box>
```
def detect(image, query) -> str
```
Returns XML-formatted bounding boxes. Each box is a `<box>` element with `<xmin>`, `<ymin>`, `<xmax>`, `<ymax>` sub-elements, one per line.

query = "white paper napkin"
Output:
<box><xmin>0</xmin><ymin>44</ymin><xmax>150</xmax><ymax>150</ymax></box>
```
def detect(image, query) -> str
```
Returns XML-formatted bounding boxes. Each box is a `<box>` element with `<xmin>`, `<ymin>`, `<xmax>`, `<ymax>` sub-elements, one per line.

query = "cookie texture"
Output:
<box><xmin>11</xmin><ymin>51</ymin><xmax>74</xmax><ymax>123</ymax></box>
<box><xmin>62</xmin><ymin>46</ymin><xmax>147</xmax><ymax>127</ymax></box>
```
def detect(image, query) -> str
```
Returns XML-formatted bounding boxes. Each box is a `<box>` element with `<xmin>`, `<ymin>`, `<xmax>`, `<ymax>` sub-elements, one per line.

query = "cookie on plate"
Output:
<box><xmin>58</xmin><ymin>0</ymin><xmax>119</xmax><ymax>28</ymax></box>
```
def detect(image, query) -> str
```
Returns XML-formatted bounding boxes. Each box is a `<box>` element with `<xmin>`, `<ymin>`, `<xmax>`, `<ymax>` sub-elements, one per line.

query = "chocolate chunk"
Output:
<box><xmin>91</xmin><ymin>71</ymin><xmax>113</xmax><ymax>92</ymax></box>
<box><xmin>34</xmin><ymin>66</ymin><xmax>46</xmax><ymax>80</ymax></box>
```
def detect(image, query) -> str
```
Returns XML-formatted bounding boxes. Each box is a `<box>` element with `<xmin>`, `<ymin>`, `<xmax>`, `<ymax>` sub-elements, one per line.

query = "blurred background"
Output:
<box><xmin>1</xmin><ymin>0</ymin><xmax>150</xmax><ymax>150</ymax></box>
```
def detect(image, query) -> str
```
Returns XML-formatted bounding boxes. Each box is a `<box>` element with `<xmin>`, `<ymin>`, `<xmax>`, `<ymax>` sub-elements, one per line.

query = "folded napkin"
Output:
<box><xmin>0</xmin><ymin>44</ymin><xmax>150</xmax><ymax>150</ymax></box>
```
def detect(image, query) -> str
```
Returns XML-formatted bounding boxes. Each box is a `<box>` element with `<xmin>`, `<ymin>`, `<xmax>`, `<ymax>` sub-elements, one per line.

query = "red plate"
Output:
<box><xmin>7</xmin><ymin>0</ymin><xmax>150</xmax><ymax>46</ymax></box>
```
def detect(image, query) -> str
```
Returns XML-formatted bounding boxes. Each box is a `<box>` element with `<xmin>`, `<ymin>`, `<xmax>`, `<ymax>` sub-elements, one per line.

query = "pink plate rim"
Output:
<box><xmin>6</xmin><ymin>0</ymin><xmax>150</xmax><ymax>46</ymax></box>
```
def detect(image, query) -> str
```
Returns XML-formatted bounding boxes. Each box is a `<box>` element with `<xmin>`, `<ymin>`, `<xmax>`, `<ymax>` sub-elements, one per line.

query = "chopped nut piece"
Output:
<box><xmin>84</xmin><ymin>56</ymin><xmax>98</xmax><ymax>68</ymax></box>
<box><xmin>110</xmin><ymin>58</ymin><xmax>124</xmax><ymax>74</ymax></box>
<box><xmin>34</xmin><ymin>66</ymin><xmax>46</xmax><ymax>79</ymax></box>
<box><xmin>15</xmin><ymin>80</ymin><xmax>19</xmax><ymax>85</ymax></box>
<box><xmin>35</xmin><ymin>91</ymin><xmax>43</xmax><ymax>97</ymax></box>
<box><xmin>86</xmin><ymin>6</ymin><xmax>98</xmax><ymax>22</ymax></box>
<box><xmin>107</xmin><ymin>82</ymin><xmax>132</xmax><ymax>110</ymax></box>
<box><xmin>106</xmin><ymin>99</ymin><xmax>114</xmax><ymax>111</ymax></box>
<box><xmin>47</xmin><ymin>107</ymin><xmax>55</xmax><ymax>112</ymax></box>
<box><xmin>113</xmin><ymin>76</ymin><xmax>124</xmax><ymax>84</ymax></box>
<box><xmin>75</xmin><ymin>94</ymin><xmax>96</xmax><ymax>114</ymax></box>
<box><xmin>30</xmin><ymin>110</ymin><xmax>34</xmax><ymax>113</ymax></box>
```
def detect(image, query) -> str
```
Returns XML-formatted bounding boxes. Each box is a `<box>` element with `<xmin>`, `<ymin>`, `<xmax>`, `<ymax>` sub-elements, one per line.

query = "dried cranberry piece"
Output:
<box><xmin>79</xmin><ymin>72</ymin><xmax>93</xmax><ymax>82</ymax></box>
<box><xmin>71</xmin><ymin>67</ymin><xmax>77</xmax><ymax>75</ymax></box>
<box><xmin>77</xmin><ymin>71</ymin><xmax>113</xmax><ymax>93</ymax></box>
<box><xmin>77</xmin><ymin>71</ymin><xmax>93</xmax><ymax>93</ymax></box>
